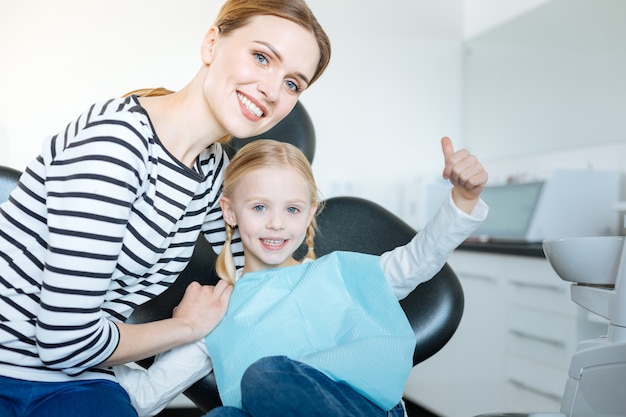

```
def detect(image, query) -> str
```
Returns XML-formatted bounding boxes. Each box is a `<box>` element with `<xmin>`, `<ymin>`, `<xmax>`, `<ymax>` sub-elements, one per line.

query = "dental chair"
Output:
<box><xmin>127</xmin><ymin>194</ymin><xmax>464</xmax><ymax>413</ymax></box>
<box><xmin>0</xmin><ymin>165</ymin><xmax>21</xmax><ymax>201</ymax></box>
<box><xmin>0</xmin><ymin>102</ymin><xmax>465</xmax><ymax>414</ymax></box>
<box><xmin>128</xmin><ymin>102</ymin><xmax>465</xmax><ymax>412</ymax></box>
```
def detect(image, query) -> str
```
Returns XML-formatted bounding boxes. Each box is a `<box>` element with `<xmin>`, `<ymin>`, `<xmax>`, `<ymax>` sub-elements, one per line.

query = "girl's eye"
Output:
<box><xmin>253</xmin><ymin>205</ymin><xmax>266</xmax><ymax>212</ymax></box>
<box><xmin>285</xmin><ymin>80</ymin><xmax>300</xmax><ymax>93</ymax></box>
<box><xmin>287</xmin><ymin>206</ymin><xmax>300</xmax><ymax>214</ymax></box>
<box><xmin>254</xmin><ymin>52</ymin><xmax>268</xmax><ymax>66</ymax></box>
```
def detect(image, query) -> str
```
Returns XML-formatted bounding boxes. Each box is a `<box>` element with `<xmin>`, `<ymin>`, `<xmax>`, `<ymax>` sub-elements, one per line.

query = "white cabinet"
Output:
<box><xmin>404</xmin><ymin>249</ymin><xmax>608</xmax><ymax>417</ymax></box>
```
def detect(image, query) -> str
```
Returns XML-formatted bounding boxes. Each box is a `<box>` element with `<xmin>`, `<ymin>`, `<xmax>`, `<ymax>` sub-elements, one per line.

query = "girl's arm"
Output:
<box><xmin>114</xmin><ymin>341</ymin><xmax>211</xmax><ymax>417</ymax></box>
<box><xmin>381</xmin><ymin>193</ymin><xmax>487</xmax><ymax>299</ymax></box>
<box><xmin>381</xmin><ymin>137</ymin><xmax>489</xmax><ymax>299</ymax></box>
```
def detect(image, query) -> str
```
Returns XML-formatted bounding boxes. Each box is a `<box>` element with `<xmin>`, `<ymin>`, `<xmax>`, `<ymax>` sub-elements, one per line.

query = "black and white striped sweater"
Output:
<box><xmin>0</xmin><ymin>95</ymin><xmax>242</xmax><ymax>382</ymax></box>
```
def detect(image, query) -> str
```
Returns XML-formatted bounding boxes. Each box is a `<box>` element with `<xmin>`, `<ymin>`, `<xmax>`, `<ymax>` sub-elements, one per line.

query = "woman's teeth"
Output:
<box><xmin>238</xmin><ymin>93</ymin><xmax>264</xmax><ymax>117</ymax></box>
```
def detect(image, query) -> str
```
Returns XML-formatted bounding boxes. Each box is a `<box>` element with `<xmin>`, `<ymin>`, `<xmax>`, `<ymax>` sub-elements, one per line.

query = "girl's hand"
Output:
<box><xmin>441</xmin><ymin>136</ymin><xmax>488</xmax><ymax>214</ymax></box>
<box><xmin>172</xmin><ymin>280</ymin><xmax>233</xmax><ymax>341</ymax></box>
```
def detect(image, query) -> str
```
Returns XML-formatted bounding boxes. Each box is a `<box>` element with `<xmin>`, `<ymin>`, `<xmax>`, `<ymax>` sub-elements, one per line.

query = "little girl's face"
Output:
<box><xmin>221</xmin><ymin>166</ymin><xmax>317</xmax><ymax>274</ymax></box>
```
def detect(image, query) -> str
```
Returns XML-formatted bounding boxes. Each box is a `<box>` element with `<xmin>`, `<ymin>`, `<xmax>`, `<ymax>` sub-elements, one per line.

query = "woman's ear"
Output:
<box><xmin>220</xmin><ymin>197</ymin><xmax>236</xmax><ymax>227</ymax></box>
<box><xmin>201</xmin><ymin>26</ymin><xmax>220</xmax><ymax>65</ymax></box>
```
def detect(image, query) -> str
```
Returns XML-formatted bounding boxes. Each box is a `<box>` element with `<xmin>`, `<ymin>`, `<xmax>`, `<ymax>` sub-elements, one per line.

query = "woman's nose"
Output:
<box><xmin>258</xmin><ymin>76</ymin><xmax>281</xmax><ymax>103</ymax></box>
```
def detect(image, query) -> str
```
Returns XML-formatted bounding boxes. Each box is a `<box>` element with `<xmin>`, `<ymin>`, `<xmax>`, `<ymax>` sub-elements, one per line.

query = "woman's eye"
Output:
<box><xmin>254</xmin><ymin>52</ymin><xmax>268</xmax><ymax>66</ymax></box>
<box><xmin>285</xmin><ymin>80</ymin><xmax>300</xmax><ymax>93</ymax></box>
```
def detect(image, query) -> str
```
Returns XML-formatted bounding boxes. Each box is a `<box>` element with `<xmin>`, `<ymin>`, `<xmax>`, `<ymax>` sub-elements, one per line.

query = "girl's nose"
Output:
<box><xmin>266</xmin><ymin>213</ymin><xmax>285</xmax><ymax>230</ymax></box>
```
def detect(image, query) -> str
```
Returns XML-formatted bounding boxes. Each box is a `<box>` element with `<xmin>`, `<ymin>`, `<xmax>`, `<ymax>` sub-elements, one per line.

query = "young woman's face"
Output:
<box><xmin>202</xmin><ymin>15</ymin><xmax>320</xmax><ymax>139</ymax></box>
<box><xmin>221</xmin><ymin>166</ymin><xmax>317</xmax><ymax>274</ymax></box>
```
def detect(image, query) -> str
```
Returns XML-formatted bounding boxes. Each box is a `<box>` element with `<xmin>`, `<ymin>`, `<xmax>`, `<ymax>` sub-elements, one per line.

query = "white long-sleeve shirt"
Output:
<box><xmin>114</xmin><ymin>193</ymin><xmax>488</xmax><ymax>416</ymax></box>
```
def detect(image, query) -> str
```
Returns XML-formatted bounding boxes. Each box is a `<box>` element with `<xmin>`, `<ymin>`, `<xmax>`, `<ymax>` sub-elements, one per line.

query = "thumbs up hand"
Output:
<box><xmin>440</xmin><ymin>137</ymin><xmax>488</xmax><ymax>214</ymax></box>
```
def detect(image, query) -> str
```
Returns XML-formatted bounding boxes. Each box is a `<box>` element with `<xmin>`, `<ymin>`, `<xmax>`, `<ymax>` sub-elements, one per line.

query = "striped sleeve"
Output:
<box><xmin>35</xmin><ymin>109</ymin><xmax>148</xmax><ymax>376</ymax></box>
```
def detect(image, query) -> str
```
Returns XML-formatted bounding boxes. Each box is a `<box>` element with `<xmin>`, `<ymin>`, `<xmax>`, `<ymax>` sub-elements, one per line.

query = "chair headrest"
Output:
<box><xmin>0</xmin><ymin>165</ymin><xmax>21</xmax><ymax>203</ymax></box>
<box><xmin>224</xmin><ymin>101</ymin><xmax>316</xmax><ymax>164</ymax></box>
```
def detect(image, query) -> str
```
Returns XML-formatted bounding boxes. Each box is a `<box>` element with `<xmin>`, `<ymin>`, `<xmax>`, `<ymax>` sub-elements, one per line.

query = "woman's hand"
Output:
<box><xmin>441</xmin><ymin>136</ymin><xmax>488</xmax><ymax>214</ymax></box>
<box><xmin>104</xmin><ymin>279</ymin><xmax>233</xmax><ymax>366</ymax></box>
<box><xmin>172</xmin><ymin>280</ymin><xmax>234</xmax><ymax>341</ymax></box>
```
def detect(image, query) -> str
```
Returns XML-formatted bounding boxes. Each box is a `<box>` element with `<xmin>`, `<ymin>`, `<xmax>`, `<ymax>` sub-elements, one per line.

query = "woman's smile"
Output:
<box><xmin>237</xmin><ymin>92</ymin><xmax>265</xmax><ymax>119</ymax></box>
<box><xmin>201</xmin><ymin>14</ymin><xmax>320</xmax><ymax>139</ymax></box>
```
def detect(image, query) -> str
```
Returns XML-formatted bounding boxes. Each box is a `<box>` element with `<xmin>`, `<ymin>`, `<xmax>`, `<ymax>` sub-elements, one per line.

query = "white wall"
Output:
<box><xmin>0</xmin><ymin>1</ymin><xmax>219</xmax><ymax>168</ymax></box>
<box><xmin>4</xmin><ymin>0</ymin><xmax>596</xmax><ymax>224</ymax></box>
<box><xmin>0</xmin><ymin>0</ymin><xmax>466</xmax><ymax>217</ymax></box>
<box><xmin>463</xmin><ymin>0</ymin><xmax>626</xmax><ymax>162</ymax></box>
<box><xmin>461</xmin><ymin>0</ymin><xmax>626</xmax><ymax>198</ymax></box>
<box><xmin>463</xmin><ymin>0</ymin><xmax>552</xmax><ymax>39</ymax></box>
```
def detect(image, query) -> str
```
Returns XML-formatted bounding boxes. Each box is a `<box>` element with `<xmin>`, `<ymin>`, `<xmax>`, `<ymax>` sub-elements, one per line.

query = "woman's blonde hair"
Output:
<box><xmin>217</xmin><ymin>139</ymin><xmax>322</xmax><ymax>284</ymax></box>
<box><xmin>123</xmin><ymin>87</ymin><xmax>173</xmax><ymax>97</ymax></box>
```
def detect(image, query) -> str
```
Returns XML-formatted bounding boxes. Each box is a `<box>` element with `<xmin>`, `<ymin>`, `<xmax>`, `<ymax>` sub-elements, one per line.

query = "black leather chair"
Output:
<box><xmin>129</xmin><ymin>103</ymin><xmax>465</xmax><ymax>412</ymax></box>
<box><xmin>0</xmin><ymin>165</ymin><xmax>21</xmax><ymax>202</ymax></box>
<box><xmin>0</xmin><ymin>103</ymin><xmax>464</xmax><ymax>413</ymax></box>
<box><xmin>126</xmin><ymin>195</ymin><xmax>465</xmax><ymax>412</ymax></box>
<box><xmin>225</xmin><ymin>100</ymin><xmax>316</xmax><ymax>164</ymax></box>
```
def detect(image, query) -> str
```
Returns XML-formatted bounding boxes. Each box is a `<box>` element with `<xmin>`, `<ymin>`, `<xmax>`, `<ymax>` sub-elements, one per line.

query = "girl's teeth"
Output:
<box><xmin>263</xmin><ymin>239</ymin><xmax>285</xmax><ymax>246</ymax></box>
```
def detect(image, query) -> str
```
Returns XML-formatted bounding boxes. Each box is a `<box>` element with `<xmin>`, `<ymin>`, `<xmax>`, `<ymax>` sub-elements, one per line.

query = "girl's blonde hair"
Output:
<box><xmin>217</xmin><ymin>139</ymin><xmax>321</xmax><ymax>284</ymax></box>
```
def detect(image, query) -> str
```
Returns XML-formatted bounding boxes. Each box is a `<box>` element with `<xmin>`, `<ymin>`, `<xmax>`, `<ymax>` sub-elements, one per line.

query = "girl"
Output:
<box><xmin>0</xmin><ymin>1</ymin><xmax>330</xmax><ymax>416</ymax></box>
<box><xmin>115</xmin><ymin>137</ymin><xmax>488</xmax><ymax>417</ymax></box>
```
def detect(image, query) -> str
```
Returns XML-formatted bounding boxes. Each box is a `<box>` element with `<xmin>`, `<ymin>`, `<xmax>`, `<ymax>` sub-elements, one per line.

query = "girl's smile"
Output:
<box><xmin>260</xmin><ymin>238</ymin><xmax>289</xmax><ymax>250</ymax></box>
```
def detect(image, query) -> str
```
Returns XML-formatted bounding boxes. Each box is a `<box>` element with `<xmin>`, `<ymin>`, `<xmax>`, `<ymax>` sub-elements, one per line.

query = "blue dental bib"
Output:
<box><xmin>204</xmin><ymin>251</ymin><xmax>416</xmax><ymax>410</ymax></box>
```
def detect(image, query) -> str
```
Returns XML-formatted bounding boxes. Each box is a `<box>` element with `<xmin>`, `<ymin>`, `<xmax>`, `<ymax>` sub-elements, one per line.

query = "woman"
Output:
<box><xmin>0</xmin><ymin>1</ymin><xmax>330</xmax><ymax>416</ymax></box>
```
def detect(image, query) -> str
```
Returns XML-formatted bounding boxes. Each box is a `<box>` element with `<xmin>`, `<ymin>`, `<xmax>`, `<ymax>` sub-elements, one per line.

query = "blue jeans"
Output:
<box><xmin>0</xmin><ymin>375</ymin><xmax>137</xmax><ymax>417</ymax></box>
<box><xmin>205</xmin><ymin>356</ymin><xmax>405</xmax><ymax>417</ymax></box>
